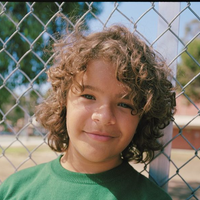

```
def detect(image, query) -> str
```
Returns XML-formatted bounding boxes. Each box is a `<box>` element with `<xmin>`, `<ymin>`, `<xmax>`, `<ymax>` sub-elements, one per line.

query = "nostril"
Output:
<box><xmin>91</xmin><ymin>106</ymin><xmax>116</xmax><ymax>125</ymax></box>
<box><xmin>91</xmin><ymin>112</ymin><xmax>101</xmax><ymax>122</ymax></box>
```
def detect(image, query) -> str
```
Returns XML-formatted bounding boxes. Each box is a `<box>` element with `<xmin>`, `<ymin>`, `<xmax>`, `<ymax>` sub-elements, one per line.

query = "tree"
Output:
<box><xmin>176</xmin><ymin>19</ymin><xmax>200</xmax><ymax>102</ymax></box>
<box><xmin>0</xmin><ymin>2</ymin><xmax>103</xmax><ymax>127</ymax></box>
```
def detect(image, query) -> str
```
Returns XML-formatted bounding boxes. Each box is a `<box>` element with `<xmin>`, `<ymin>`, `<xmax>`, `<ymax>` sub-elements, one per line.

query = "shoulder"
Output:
<box><xmin>0</xmin><ymin>159</ymin><xmax>53</xmax><ymax>199</ymax></box>
<box><xmin>125</xmin><ymin>163</ymin><xmax>172</xmax><ymax>200</ymax></box>
<box><xmin>6</xmin><ymin>161</ymin><xmax>48</xmax><ymax>181</ymax></box>
<box><xmin>0</xmin><ymin>162</ymin><xmax>45</xmax><ymax>187</ymax></box>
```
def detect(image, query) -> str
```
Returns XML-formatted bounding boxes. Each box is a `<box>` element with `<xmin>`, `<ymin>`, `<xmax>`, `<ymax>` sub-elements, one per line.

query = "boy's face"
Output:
<box><xmin>65</xmin><ymin>59</ymin><xmax>140</xmax><ymax>173</ymax></box>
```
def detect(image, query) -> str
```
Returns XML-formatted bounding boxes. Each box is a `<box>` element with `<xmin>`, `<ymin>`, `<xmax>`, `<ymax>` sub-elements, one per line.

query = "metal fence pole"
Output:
<box><xmin>149</xmin><ymin>2</ymin><xmax>180</xmax><ymax>192</ymax></box>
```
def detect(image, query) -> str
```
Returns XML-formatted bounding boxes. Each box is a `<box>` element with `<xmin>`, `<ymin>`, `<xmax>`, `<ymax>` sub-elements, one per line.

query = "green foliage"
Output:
<box><xmin>177</xmin><ymin>38</ymin><xmax>200</xmax><ymax>101</ymax></box>
<box><xmin>0</xmin><ymin>2</ymin><xmax>103</xmax><ymax>125</ymax></box>
<box><xmin>0</xmin><ymin>2</ymin><xmax>102</xmax><ymax>87</ymax></box>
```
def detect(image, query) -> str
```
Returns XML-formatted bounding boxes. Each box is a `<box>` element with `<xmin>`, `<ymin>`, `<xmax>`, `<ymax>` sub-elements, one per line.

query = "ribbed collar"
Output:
<box><xmin>50</xmin><ymin>155</ymin><xmax>134</xmax><ymax>184</ymax></box>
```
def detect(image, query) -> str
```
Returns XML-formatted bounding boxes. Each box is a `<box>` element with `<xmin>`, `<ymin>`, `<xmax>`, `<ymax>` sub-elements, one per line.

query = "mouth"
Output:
<box><xmin>84</xmin><ymin>131</ymin><xmax>114</xmax><ymax>142</ymax></box>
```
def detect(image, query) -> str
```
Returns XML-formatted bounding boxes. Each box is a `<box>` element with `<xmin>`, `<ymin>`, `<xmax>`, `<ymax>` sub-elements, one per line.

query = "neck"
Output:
<box><xmin>60</xmin><ymin>150</ymin><xmax>122</xmax><ymax>174</ymax></box>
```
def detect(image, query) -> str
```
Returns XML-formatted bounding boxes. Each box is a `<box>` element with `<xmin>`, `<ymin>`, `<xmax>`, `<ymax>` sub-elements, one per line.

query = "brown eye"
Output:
<box><xmin>82</xmin><ymin>94</ymin><xmax>95</xmax><ymax>100</ymax></box>
<box><xmin>118</xmin><ymin>103</ymin><xmax>133</xmax><ymax>109</ymax></box>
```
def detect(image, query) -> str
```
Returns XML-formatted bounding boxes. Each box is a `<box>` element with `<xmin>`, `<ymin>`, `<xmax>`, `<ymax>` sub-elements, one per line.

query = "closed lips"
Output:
<box><xmin>85</xmin><ymin>131</ymin><xmax>115</xmax><ymax>141</ymax></box>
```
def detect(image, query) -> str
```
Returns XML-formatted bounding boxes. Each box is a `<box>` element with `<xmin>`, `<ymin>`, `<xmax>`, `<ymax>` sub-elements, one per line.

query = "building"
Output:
<box><xmin>172</xmin><ymin>96</ymin><xmax>200</xmax><ymax>149</ymax></box>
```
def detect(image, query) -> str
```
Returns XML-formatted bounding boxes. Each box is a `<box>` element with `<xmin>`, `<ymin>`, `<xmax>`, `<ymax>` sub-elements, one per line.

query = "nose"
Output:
<box><xmin>91</xmin><ymin>104</ymin><xmax>116</xmax><ymax>125</ymax></box>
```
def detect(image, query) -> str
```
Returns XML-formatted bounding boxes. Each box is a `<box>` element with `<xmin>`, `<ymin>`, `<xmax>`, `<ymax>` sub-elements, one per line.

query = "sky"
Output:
<box><xmin>89</xmin><ymin>2</ymin><xmax>200</xmax><ymax>44</ymax></box>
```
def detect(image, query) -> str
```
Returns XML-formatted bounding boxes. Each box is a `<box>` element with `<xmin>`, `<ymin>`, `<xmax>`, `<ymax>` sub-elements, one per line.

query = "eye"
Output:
<box><xmin>118</xmin><ymin>103</ymin><xmax>133</xmax><ymax>109</ymax></box>
<box><xmin>81</xmin><ymin>94</ymin><xmax>95</xmax><ymax>100</ymax></box>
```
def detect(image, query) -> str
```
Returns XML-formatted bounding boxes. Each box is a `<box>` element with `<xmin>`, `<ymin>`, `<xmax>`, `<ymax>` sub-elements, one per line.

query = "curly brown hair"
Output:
<box><xmin>35</xmin><ymin>23</ymin><xmax>176</xmax><ymax>163</ymax></box>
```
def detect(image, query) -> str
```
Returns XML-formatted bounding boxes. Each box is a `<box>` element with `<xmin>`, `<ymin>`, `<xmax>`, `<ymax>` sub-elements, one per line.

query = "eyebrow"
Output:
<box><xmin>83</xmin><ymin>85</ymin><xmax>103</xmax><ymax>93</ymax></box>
<box><xmin>83</xmin><ymin>84</ymin><xmax>130</xmax><ymax>100</ymax></box>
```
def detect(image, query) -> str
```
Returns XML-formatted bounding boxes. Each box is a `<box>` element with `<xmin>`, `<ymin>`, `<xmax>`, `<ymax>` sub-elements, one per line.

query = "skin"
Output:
<box><xmin>61</xmin><ymin>59</ymin><xmax>140</xmax><ymax>174</ymax></box>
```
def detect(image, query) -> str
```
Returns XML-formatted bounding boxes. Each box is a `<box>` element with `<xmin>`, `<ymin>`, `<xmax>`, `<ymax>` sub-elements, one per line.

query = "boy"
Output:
<box><xmin>0</xmin><ymin>23</ymin><xmax>175</xmax><ymax>199</ymax></box>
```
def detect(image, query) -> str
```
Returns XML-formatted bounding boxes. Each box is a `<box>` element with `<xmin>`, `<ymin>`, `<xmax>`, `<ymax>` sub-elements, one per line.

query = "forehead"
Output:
<box><xmin>75</xmin><ymin>59</ymin><xmax>130</xmax><ymax>94</ymax></box>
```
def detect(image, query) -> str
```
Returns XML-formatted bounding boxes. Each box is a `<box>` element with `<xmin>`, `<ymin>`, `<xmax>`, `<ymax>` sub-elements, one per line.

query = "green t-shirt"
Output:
<box><xmin>0</xmin><ymin>155</ymin><xmax>172</xmax><ymax>200</ymax></box>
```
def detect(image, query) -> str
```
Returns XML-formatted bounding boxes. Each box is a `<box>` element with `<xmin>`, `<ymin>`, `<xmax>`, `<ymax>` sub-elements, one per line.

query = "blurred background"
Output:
<box><xmin>0</xmin><ymin>2</ymin><xmax>199</xmax><ymax>200</ymax></box>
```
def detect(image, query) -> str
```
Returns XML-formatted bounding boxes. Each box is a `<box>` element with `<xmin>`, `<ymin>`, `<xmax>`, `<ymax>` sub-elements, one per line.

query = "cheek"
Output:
<box><xmin>122</xmin><ymin>117</ymin><xmax>139</xmax><ymax>137</ymax></box>
<box><xmin>66</xmin><ymin>104</ymin><xmax>89</xmax><ymax>132</ymax></box>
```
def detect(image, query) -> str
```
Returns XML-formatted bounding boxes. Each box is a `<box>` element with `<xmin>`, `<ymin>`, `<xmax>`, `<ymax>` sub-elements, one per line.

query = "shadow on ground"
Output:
<box><xmin>169</xmin><ymin>181</ymin><xmax>200</xmax><ymax>200</ymax></box>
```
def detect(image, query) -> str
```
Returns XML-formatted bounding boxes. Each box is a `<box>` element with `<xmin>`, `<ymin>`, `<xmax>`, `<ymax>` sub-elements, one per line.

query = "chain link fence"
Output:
<box><xmin>0</xmin><ymin>2</ymin><xmax>200</xmax><ymax>200</ymax></box>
